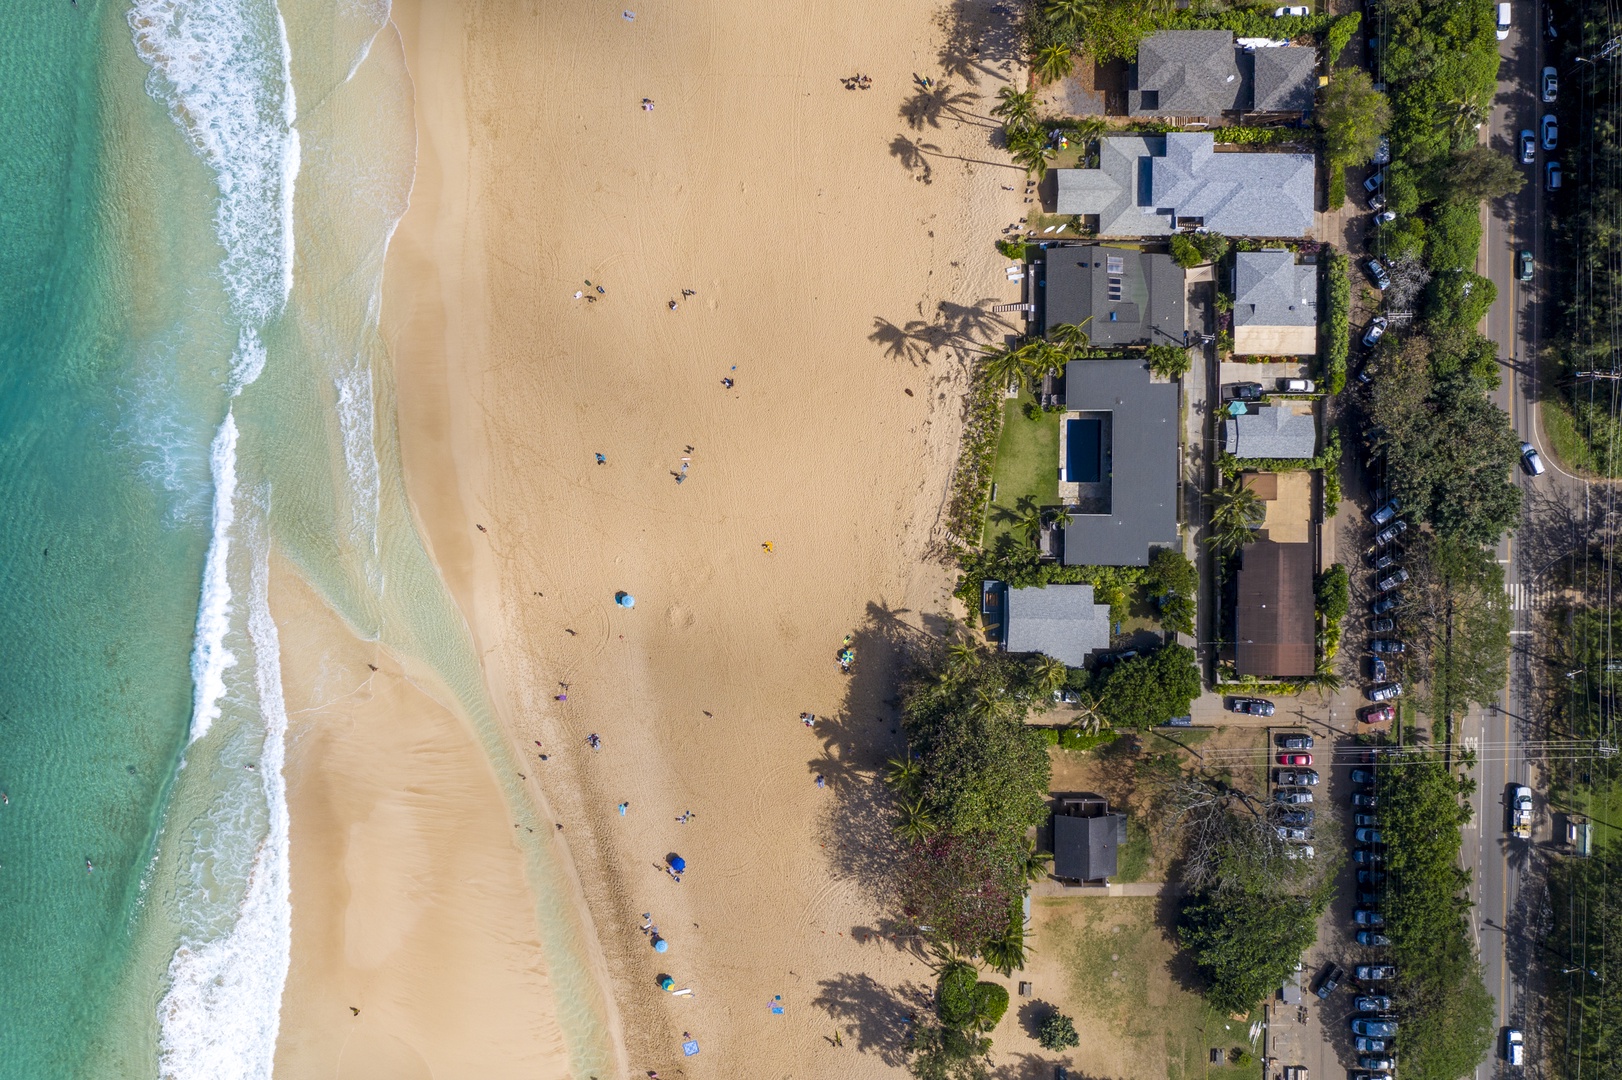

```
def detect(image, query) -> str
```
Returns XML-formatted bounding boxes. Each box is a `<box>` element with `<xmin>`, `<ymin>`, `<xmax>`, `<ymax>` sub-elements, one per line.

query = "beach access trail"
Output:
<box><xmin>362</xmin><ymin>0</ymin><xmax>1031</xmax><ymax>1074</ymax></box>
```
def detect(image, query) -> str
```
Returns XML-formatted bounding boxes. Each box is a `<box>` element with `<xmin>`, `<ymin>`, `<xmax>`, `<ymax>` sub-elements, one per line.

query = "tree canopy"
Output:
<box><xmin>1096</xmin><ymin>644</ymin><xmax>1201</xmax><ymax>729</ymax></box>
<box><xmin>1319</xmin><ymin>70</ymin><xmax>1392</xmax><ymax>168</ymax></box>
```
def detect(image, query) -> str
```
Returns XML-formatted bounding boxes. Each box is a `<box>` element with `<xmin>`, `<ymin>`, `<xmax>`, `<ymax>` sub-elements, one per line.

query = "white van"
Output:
<box><xmin>1497</xmin><ymin>3</ymin><xmax>1512</xmax><ymax>39</ymax></box>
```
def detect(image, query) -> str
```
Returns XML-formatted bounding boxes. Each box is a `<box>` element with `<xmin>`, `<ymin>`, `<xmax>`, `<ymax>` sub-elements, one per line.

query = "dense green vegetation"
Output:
<box><xmin>1319</xmin><ymin>70</ymin><xmax>1390</xmax><ymax>171</ymax></box>
<box><xmin>1393</xmin><ymin>533</ymin><xmax>1512</xmax><ymax>732</ymax></box>
<box><xmin>1037</xmin><ymin>1010</ymin><xmax>1080</xmax><ymax>1051</ymax></box>
<box><xmin>1374</xmin><ymin>755</ymin><xmax>1494</xmax><ymax>1080</ymax></box>
<box><xmin>1170</xmin><ymin>231</ymin><xmax>1230</xmax><ymax>270</ymax></box>
<box><xmin>1549</xmin><ymin>841</ymin><xmax>1622</xmax><ymax>1079</ymax></box>
<box><xmin>1315</xmin><ymin>563</ymin><xmax>1348</xmax><ymax>660</ymax></box>
<box><xmin>1547</xmin><ymin>0</ymin><xmax>1622</xmax><ymax>475</ymax></box>
<box><xmin>1094</xmin><ymin>643</ymin><xmax>1201</xmax><ymax>728</ymax></box>
<box><xmin>1323</xmin><ymin>247</ymin><xmax>1350</xmax><ymax>394</ymax></box>
<box><xmin>1026</xmin><ymin>0</ymin><xmax>1339</xmax><ymax>66</ymax></box>
<box><xmin>1148</xmin><ymin>546</ymin><xmax>1197</xmax><ymax>636</ymax></box>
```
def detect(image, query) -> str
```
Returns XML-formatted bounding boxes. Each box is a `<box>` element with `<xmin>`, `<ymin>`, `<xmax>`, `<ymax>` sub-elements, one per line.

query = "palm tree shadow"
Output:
<box><xmin>811</xmin><ymin>973</ymin><xmax>933</xmax><ymax>1066</ymax></box>
<box><xmin>890</xmin><ymin>133</ymin><xmax>938</xmax><ymax>184</ymax></box>
<box><xmin>935</xmin><ymin>0</ymin><xmax>1025</xmax><ymax>87</ymax></box>
<box><xmin>900</xmin><ymin>82</ymin><xmax>990</xmax><ymax>131</ymax></box>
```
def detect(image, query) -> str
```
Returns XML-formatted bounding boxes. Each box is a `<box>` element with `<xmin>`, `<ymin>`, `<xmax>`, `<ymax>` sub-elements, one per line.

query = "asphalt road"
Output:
<box><xmin>1467</xmin><ymin>2</ymin><xmax>1590</xmax><ymax>1071</ymax></box>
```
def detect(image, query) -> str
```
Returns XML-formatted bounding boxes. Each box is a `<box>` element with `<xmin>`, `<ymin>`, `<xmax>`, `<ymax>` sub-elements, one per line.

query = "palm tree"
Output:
<box><xmin>885</xmin><ymin>755</ymin><xmax>922</xmax><ymax>793</ymax></box>
<box><xmin>1205</xmin><ymin>477</ymin><xmax>1266</xmax><ymax>555</ymax></box>
<box><xmin>1032</xmin><ymin>654</ymin><xmax>1069</xmax><ymax>697</ymax></box>
<box><xmin>1006</xmin><ymin>126</ymin><xmax>1057</xmax><ymax>180</ymax></box>
<box><xmin>1048</xmin><ymin>319</ymin><xmax>1092</xmax><ymax>353</ymax></box>
<box><xmin>991</xmin><ymin>85</ymin><xmax>1038</xmax><ymax>134</ymax></box>
<box><xmin>1069</xmin><ymin>691</ymin><xmax>1109</xmax><ymax>735</ymax></box>
<box><xmin>1046</xmin><ymin>506</ymin><xmax>1074</xmax><ymax>531</ymax></box>
<box><xmin>981</xmin><ymin>916</ymin><xmax>1032</xmax><ymax>976</ymax></box>
<box><xmin>978</xmin><ymin>342</ymin><xmax>1030</xmax><ymax>392</ymax></box>
<box><xmin>893</xmin><ymin>797</ymin><xmax>939</xmax><ymax>842</ymax></box>
<box><xmin>1033</xmin><ymin>43</ymin><xmax>1075</xmax><ymax>86</ymax></box>
<box><xmin>1302</xmin><ymin>662</ymin><xmax>1344</xmax><ymax>698</ymax></box>
<box><xmin>1018</xmin><ymin>840</ymin><xmax>1054</xmax><ymax>884</ymax></box>
<box><xmin>945</xmin><ymin>641</ymin><xmax>981</xmax><ymax>678</ymax></box>
<box><xmin>1044</xmin><ymin>0</ymin><xmax>1091</xmax><ymax>34</ymax></box>
<box><xmin>973</xmin><ymin>684</ymin><xmax>1013</xmax><ymax>719</ymax></box>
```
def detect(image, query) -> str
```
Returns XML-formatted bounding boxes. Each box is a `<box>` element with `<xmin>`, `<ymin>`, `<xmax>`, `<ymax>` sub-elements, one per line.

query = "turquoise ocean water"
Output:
<box><xmin>0</xmin><ymin>2</ymin><xmax>613</xmax><ymax>1076</ymax></box>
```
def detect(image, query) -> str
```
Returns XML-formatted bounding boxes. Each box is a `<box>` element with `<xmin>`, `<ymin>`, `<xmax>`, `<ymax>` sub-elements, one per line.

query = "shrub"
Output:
<box><xmin>972</xmin><ymin>982</ymin><xmax>1009</xmax><ymax>1030</ymax></box>
<box><xmin>1426</xmin><ymin>201</ymin><xmax>1485</xmax><ymax>272</ymax></box>
<box><xmin>996</xmin><ymin>238</ymin><xmax>1030</xmax><ymax>260</ymax></box>
<box><xmin>1328</xmin><ymin>163</ymin><xmax>1346</xmax><ymax>210</ymax></box>
<box><xmin>937</xmin><ymin>962</ymin><xmax>980</xmax><ymax>1027</ymax></box>
<box><xmin>1170</xmin><ymin>233</ymin><xmax>1204</xmax><ymax>268</ymax></box>
<box><xmin>1210</xmin><ymin>125</ymin><xmax>1312</xmax><ymax>147</ymax></box>
<box><xmin>1147</xmin><ymin>343</ymin><xmax>1192</xmax><ymax>379</ymax></box>
<box><xmin>1325</xmin><ymin>12</ymin><xmax>1361</xmax><ymax>64</ymax></box>
<box><xmin>1192</xmin><ymin>232</ymin><xmax>1230</xmax><ymax>264</ymax></box>
<box><xmin>1096</xmin><ymin>644</ymin><xmax>1202</xmax><ymax>729</ymax></box>
<box><xmin>1424</xmin><ymin>271</ymin><xmax>1497</xmax><ymax>332</ymax></box>
<box><xmin>1322</xmin><ymin>246</ymin><xmax>1349</xmax><ymax>394</ymax></box>
<box><xmin>1038</xmin><ymin>1011</ymin><xmax>1080</xmax><ymax>1051</ymax></box>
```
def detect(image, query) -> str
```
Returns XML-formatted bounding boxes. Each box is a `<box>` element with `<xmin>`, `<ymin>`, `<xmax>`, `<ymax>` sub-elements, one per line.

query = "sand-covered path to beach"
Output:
<box><xmin>285</xmin><ymin>0</ymin><xmax>1034</xmax><ymax>1075</ymax></box>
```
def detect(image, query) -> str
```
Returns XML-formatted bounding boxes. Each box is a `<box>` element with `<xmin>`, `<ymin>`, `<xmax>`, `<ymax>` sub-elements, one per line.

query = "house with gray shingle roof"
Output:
<box><xmin>1129</xmin><ymin>31</ymin><xmax>1317</xmax><ymax>119</ymax></box>
<box><xmin>1233</xmin><ymin>250</ymin><xmax>1318</xmax><ymax>355</ymax></box>
<box><xmin>1055</xmin><ymin>133</ymin><xmax>1315</xmax><ymax>237</ymax></box>
<box><xmin>1004</xmin><ymin>584</ymin><xmax>1112</xmax><ymax>667</ymax></box>
<box><xmin>1224</xmin><ymin>404</ymin><xmax>1318</xmax><ymax>459</ymax></box>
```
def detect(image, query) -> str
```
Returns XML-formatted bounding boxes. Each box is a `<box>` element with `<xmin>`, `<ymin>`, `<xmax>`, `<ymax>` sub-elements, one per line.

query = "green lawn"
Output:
<box><xmin>1039</xmin><ymin>898</ymin><xmax>1261</xmax><ymax>1080</ymax></box>
<box><xmin>982</xmin><ymin>391</ymin><xmax>1060</xmax><ymax>550</ymax></box>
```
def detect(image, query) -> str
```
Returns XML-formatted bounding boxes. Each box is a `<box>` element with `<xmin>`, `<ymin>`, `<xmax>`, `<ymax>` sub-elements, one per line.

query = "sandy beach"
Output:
<box><xmin>276</xmin><ymin>0</ymin><xmax>1027</xmax><ymax>1075</ymax></box>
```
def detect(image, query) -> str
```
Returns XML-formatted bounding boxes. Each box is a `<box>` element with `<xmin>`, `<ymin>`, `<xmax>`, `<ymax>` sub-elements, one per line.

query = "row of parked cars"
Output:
<box><xmin>1343</xmin><ymin>766</ymin><xmax>1399</xmax><ymax>1080</ymax></box>
<box><xmin>1362</xmin><ymin>497</ymin><xmax>1408</xmax><ymax>705</ymax></box>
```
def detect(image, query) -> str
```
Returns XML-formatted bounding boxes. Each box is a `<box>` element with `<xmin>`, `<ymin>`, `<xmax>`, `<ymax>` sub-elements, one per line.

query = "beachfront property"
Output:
<box><xmin>1128</xmin><ymin>31</ymin><xmax>1318</xmax><ymax>120</ymax></box>
<box><xmin>1050</xmin><ymin>795</ymin><xmax>1129</xmax><ymax>884</ymax></box>
<box><xmin>1039</xmin><ymin>245</ymin><xmax>1187</xmax><ymax>348</ymax></box>
<box><xmin>1059</xmin><ymin>357</ymin><xmax>1179</xmax><ymax>567</ymax></box>
<box><xmin>1054</xmin><ymin>132</ymin><xmax>1316</xmax><ymax>238</ymax></box>
<box><xmin>1234</xmin><ymin>537</ymin><xmax>1316</xmax><ymax>678</ymax></box>
<box><xmin>1223</xmin><ymin>402</ymin><xmax>1317</xmax><ymax>459</ymax></box>
<box><xmin>1003</xmin><ymin>583</ymin><xmax>1112</xmax><ymax>667</ymax></box>
<box><xmin>1232</xmin><ymin>250</ymin><xmax>1319</xmax><ymax>356</ymax></box>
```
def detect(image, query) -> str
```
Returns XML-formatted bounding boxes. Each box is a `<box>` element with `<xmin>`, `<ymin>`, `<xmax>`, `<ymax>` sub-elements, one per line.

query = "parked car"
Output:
<box><xmin>1355</xmin><ymin>1037</ymin><xmax>1390</xmax><ymax>1053</ymax></box>
<box><xmin>1520</xmin><ymin>129</ymin><xmax>1536</xmax><ymax>164</ymax></box>
<box><xmin>1518</xmin><ymin>249</ymin><xmax>1535</xmax><ymax>282</ymax></box>
<box><xmin>1357</xmin><ymin>869</ymin><xmax>1386</xmax><ymax>885</ymax></box>
<box><xmin>1355</xmin><ymin>813</ymin><xmax>1379</xmax><ymax>828</ymax></box>
<box><xmin>1374</xmin><ymin>209</ymin><xmax>1396</xmax><ymax>224</ymax></box>
<box><xmin>1278</xmin><ymin>377</ymin><xmax>1316</xmax><ymax>393</ymax></box>
<box><xmin>1231</xmin><ymin>381</ymin><xmax>1264</xmax><ymax>401</ymax></box>
<box><xmin>1496</xmin><ymin>0</ymin><xmax>1511</xmax><ymax>39</ymax></box>
<box><xmin>1357</xmin><ymin>889</ymin><xmax>1381</xmax><ymax>906</ymax></box>
<box><xmin>1374</xmin><ymin>519</ymin><xmax>1408</xmax><ymax>545</ymax></box>
<box><xmin>1364</xmin><ymin>170</ymin><xmax>1386</xmax><ymax>193</ymax></box>
<box><xmin>1548</xmin><ymin>160</ymin><xmax>1562</xmax><ymax>190</ymax></box>
<box><xmin>1369</xmin><ymin>657</ymin><xmax>1389</xmax><ymax>682</ymax></box>
<box><xmin>1543</xmin><ymin>113</ymin><xmax>1559</xmax><ymax>150</ymax></box>
<box><xmin>1505</xmin><ymin>1028</ymin><xmax>1524</xmax><ymax>1065</ymax></box>
<box><xmin>1363</xmin><ymin>316</ymin><xmax>1388</xmax><ymax>348</ymax></box>
<box><xmin>1377</xmin><ymin>568</ymin><xmax>1410</xmax><ymax>592</ymax></box>
<box><xmin>1161</xmin><ymin>714</ymin><xmax>1195</xmax><ymax>727</ymax></box>
<box><xmin>1357</xmin><ymin>827</ymin><xmax>1386</xmax><ymax>844</ymax></box>
<box><xmin>1543</xmin><ymin>65</ymin><xmax>1559</xmax><ymax>102</ymax></box>
<box><xmin>1315</xmin><ymin>962</ymin><xmax>1347</xmax><ymax>999</ymax></box>
<box><xmin>1355</xmin><ymin>994</ymin><xmax>1393</xmax><ymax>1011</ymax></box>
<box><xmin>1355</xmin><ymin>1071</ymin><xmax>1394</xmax><ymax>1080</ymax></box>
<box><xmin>1370</xmin><ymin>549</ymin><xmax>1397</xmax><ymax>569</ymax></box>
<box><xmin>1359</xmin><ymin>704</ymin><xmax>1396</xmax><ymax>725</ymax></box>
<box><xmin>1278</xmin><ymin>753</ymin><xmax>1313</xmax><ymax>766</ymax></box>
<box><xmin>1274</xmin><ymin>4</ymin><xmax>1310</xmax><ymax>13</ymax></box>
<box><xmin>1276</xmin><ymin>789</ymin><xmax>1314</xmax><ymax>804</ymax></box>
<box><xmin>1277</xmin><ymin>826</ymin><xmax>1311</xmax><ymax>842</ymax></box>
<box><xmin>1374</xmin><ymin>134</ymin><xmax>1391</xmax><ymax>166</ymax></box>
<box><xmin>1278</xmin><ymin>733</ymin><xmax>1314</xmax><ymax>749</ymax></box>
<box><xmin>1365</xmin><ymin>257</ymin><xmax>1392</xmax><ymax>290</ymax></box>
<box><xmin>1352</xmin><ymin>1017</ymin><xmax>1399</xmax><ymax>1037</ymax></box>
<box><xmin>1368</xmin><ymin>683</ymin><xmax>1404</xmax><ymax>702</ymax></box>
<box><xmin>1521</xmin><ymin>441</ymin><xmax>1546</xmax><ymax>476</ymax></box>
<box><xmin>1357</xmin><ymin>964</ymin><xmax>1396</xmax><ymax>980</ymax></box>
<box><xmin>1230</xmin><ymin>697</ymin><xmax>1275</xmax><ymax>716</ymax></box>
<box><xmin>1354</xmin><ymin>910</ymin><xmax>1386</xmax><ymax>927</ymax></box>
<box><xmin>1370</xmin><ymin>498</ymin><xmax>1402</xmax><ymax>525</ymax></box>
<box><xmin>1360</xmin><ymin>1058</ymin><xmax>1396</xmax><ymax>1072</ymax></box>
<box><xmin>1353</xmin><ymin>793</ymin><xmax>1379</xmax><ymax>808</ymax></box>
<box><xmin>1279</xmin><ymin>810</ymin><xmax>1315</xmax><ymax>827</ymax></box>
<box><xmin>1367</xmin><ymin>190</ymin><xmax>1387</xmax><ymax>212</ymax></box>
<box><xmin>1354</xmin><ymin>848</ymin><xmax>1384</xmax><ymax>865</ymax></box>
<box><xmin>1370</xmin><ymin>639</ymin><xmax>1406</xmax><ymax>654</ymax></box>
<box><xmin>1352</xmin><ymin>769</ymin><xmax>1378</xmax><ymax>786</ymax></box>
<box><xmin>1358</xmin><ymin>930</ymin><xmax>1392</xmax><ymax>946</ymax></box>
<box><xmin>1371</xmin><ymin>594</ymin><xmax>1401</xmax><ymax>616</ymax></box>
<box><xmin>1277</xmin><ymin>768</ymin><xmax>1320</xmax><ymax>786</ymax></box>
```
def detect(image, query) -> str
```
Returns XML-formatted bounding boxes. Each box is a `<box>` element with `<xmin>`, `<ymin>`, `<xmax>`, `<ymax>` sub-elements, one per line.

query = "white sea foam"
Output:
<box><xmin>157</xmin><ymin>510</ymin><xmax>292</xmax><ymax>1080</ymax></box>
<box><xmin>334</xmin><ymin>356</ymin><xmax>381</xmax><ymax>573</ymax></box>
<box><xmin>129</xmin><ymin>0</ymin><xmax>300</xmax><ymax>327</ymax></box>
<box><xmin>186</xmin><ymin>411</ymin><xmax>240</xmax><ymax>746</ymax></box>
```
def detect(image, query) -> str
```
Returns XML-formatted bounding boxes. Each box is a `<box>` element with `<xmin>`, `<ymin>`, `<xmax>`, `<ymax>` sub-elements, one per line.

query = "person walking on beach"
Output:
<box><xmin>618</xmin><ymin>801</ymin><xmax>629</xmax><ymax>815</ymax></box>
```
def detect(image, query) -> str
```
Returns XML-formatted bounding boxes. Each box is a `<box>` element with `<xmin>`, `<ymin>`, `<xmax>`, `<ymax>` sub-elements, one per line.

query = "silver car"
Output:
<box><xmin>1543</xmin><ymin>66</ymin><xmax>1558</xmax><ymax>102</ymax></box>
<box><xmin>1521</xmin><ymin>441</ymin><xmax>1546</xmax><ymax>476</ymax></box>
<box><xmin>1363</xmin><ymin>316</ymin><xmax>1388</xmax><ymax>348</ymax></box>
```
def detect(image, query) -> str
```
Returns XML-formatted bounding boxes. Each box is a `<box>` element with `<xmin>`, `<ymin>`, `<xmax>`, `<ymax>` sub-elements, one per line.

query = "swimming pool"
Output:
<box><xmin>1066</xmin><ymin>417</ymin><xmax>1102</xmax><ymax>483</ymax></box>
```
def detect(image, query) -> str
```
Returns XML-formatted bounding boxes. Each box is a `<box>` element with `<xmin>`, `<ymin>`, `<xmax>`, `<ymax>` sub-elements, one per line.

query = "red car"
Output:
<box><xmin>1278</xmin><ymin>753</ymin><xmax>1313</xmax><ymax>766</ymax></box>
<box><xmin>1359</xmin><ymin>704</ymin><xmax>1395</xmax><ymax>724</ymax></box>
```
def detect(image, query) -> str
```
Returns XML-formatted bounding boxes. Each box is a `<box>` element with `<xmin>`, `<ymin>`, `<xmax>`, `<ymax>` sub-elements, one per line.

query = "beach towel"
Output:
<box><xmin>682</xmin><ymin>1040</ymin><xmax>700</xmax><ymax>1056</ymax></box>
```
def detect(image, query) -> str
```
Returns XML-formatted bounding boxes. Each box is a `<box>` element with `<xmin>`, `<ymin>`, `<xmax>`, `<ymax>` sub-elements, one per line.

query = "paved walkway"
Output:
<box><xmin>1031</xmin><ymin>879</ymin><xmax>1178</xmax><ymax>898</ymax></box>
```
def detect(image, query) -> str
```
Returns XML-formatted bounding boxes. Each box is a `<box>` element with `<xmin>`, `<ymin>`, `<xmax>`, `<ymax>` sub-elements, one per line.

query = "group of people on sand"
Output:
<box><xmin>841</xmin><ymin>75</ymin><xmax>872</xmax><ymax>90</ymax></box>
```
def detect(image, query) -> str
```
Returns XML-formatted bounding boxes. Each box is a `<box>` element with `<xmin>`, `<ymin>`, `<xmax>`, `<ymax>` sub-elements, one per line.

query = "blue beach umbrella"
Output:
<box><xmin>668</xmin><ymin>854</ymin><xmax>687</xmax><ymax>873</ymax></box>
<box><xmin>615</xmin><ymin>591</ymin><xmax>635</xmax><ymax>608</ymax></box>
<box><xmin>652</xmin><ymin>936</ymin><xmax>668</xmax><ymax>953</ymax></box>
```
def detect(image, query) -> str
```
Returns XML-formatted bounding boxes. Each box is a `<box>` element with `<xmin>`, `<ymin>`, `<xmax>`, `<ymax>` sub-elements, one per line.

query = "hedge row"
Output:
<box><xmin>1322</xmin><ymin>246</ymin><xmax>1349</xmax><ymax>394</ymax></box>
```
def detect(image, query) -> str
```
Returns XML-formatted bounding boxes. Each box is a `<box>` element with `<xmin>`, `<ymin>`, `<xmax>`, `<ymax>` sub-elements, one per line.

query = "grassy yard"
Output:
<box><xmin>1024</xmin><ymin>898</ymin><xmax>1261</xmax><ymax>1080</ymax></box>
<box><xmin>982</xmin><ymin>390</ymin><xmax>1060</xmax><ymax>550</ymax></box>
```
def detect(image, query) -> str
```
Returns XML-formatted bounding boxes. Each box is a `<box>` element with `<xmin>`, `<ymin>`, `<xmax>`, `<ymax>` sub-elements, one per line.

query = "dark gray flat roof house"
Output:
<box><xmin>1055</xmin><ymin>133</ymin><xmax>1316</xmax><ymax>238</ymax></box>
<box><xmin>1052</xmin><ymin>796</ymin><xmax>1128</xmax><ymax>883</ymax></box>
<box><xmin>1004</xmin><ymin>584</ymin><xmax>1112</xmax><ymax>667</ymax></box>
<box><xmin>1042</xmin><ymin>246</ymin><xmax>1187</xmax><ymax>347</ymax></box>
<box><xmin>1128</xmin><ymin>31</ymin><xmax>1317</xmax><ymax>119</ymax></box>
<box><xmin>1062</xmin><ymin>358</ymin><xmax>1180</xmax><ymax>566</ymax></box>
